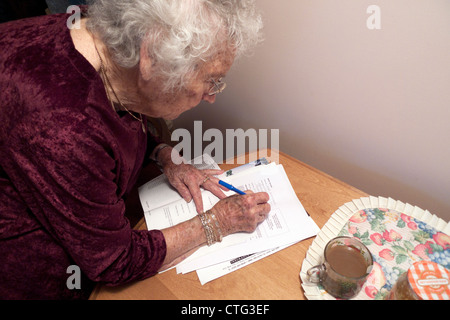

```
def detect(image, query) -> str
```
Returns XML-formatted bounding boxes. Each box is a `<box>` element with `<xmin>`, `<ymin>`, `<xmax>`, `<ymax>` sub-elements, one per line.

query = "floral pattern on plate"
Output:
<box><xmin>338</xmin><ymin>208</ymin><xmax>450</xmax><ymax>299</ymax></box>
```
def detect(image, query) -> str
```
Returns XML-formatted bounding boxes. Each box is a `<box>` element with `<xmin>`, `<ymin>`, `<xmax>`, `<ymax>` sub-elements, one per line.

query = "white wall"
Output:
<box><xmin>173</xmin><ymin>0</ymin><xmax>450</xmax><ymax>221</ymax></box>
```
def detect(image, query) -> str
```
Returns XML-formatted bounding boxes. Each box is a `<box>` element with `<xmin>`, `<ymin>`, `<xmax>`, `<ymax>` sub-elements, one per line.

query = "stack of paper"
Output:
<box><xmin>138</xmin><ymin>154</ymin><xmax>319</xmax><ymax>284</ymax></box>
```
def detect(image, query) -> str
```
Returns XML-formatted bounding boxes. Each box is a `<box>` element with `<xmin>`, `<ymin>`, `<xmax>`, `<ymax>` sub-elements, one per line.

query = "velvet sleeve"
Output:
<box><xmin>0</xmin><ymin>98</ymin><xmax>166</xmax><ymax>285</ymax></box>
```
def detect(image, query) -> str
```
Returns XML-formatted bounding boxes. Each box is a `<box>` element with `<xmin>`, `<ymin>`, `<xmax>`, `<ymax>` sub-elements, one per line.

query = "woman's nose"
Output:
<box><xmin>202</xmin><ymin>93</ymin><xmax>216</xmax><ymax>104</ymax></box>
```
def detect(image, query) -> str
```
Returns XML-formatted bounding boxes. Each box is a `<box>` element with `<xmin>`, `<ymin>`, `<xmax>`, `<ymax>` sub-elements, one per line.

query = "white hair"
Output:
<box><xmin>86</xmin><ymin>0</ymin><xmax>263</xmax><ymax>92</ymax></box>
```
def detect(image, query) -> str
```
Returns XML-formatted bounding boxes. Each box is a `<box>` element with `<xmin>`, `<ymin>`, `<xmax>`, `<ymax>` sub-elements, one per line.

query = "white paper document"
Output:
<box><xmin>195</xmin><ymin>243</ymin><xmax>292</xmax><ymax>285</ymax></box>
<box><xmin>138</xmin><ymin>154</ymin><xmax>221</xmax><ymax>213</ymax></box>
<box><xmin>138</xmin><ymin>154</ymin><xmax>319</xmax><ymax>283</ymax></box>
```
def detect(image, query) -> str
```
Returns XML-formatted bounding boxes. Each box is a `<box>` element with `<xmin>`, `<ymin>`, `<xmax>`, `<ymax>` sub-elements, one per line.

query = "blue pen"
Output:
<box><xmin>218</xmin><ymin>180</ymin><xmax>246</xmax><ymax>195</ymax></box>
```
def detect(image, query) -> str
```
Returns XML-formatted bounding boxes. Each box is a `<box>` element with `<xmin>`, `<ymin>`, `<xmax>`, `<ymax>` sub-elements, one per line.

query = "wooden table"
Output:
<box><xmin>90</xmin><ymin>150</ymin><xmax>368</xmax><ymax>300</ymax></box>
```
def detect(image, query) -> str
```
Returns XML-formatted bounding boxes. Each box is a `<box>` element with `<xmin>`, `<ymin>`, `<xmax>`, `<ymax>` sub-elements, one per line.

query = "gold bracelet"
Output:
<box><xmin>199</xmin><ymin>213</ymin><xmax>214</xmax><ymax>246</ymax></box>
<box><xmin>208</xmin><ymin>211</ymin><xmax>223</xmax><ymax>242</ymax></box>
<box><xmin>198</xmin><ymin>211</ymin><xmax>223</xmax><ymax>246</ymax></box>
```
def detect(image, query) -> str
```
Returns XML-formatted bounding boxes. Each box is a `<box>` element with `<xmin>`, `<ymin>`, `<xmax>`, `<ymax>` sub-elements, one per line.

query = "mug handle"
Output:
<box><xmin>306</xmin><ymin>264</ymin><xmax>325</xmax><ymax>284</ymax></box>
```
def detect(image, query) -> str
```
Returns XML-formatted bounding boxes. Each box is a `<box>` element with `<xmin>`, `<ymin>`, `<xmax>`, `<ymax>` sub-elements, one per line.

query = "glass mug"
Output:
<box><xmin>306</xmin><ymin>236</ymin><xmax>373</xmax><ymax>299</ymax></box>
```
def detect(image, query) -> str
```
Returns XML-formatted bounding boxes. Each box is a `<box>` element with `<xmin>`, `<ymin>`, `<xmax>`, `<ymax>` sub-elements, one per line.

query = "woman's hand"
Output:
<box><xmin>210</xmin><ymin>191</ymin><xmax>271</xmax><ymax>236</ymax></box>
<box><xmin>158</xmin><ymin>190</ymin><xmax>271</xmax><ymax>271</ymax></box>
<box><xmin>157</xmin><ymin>146</ymin><xmax>228</xmax><ymax>213</ymax></box>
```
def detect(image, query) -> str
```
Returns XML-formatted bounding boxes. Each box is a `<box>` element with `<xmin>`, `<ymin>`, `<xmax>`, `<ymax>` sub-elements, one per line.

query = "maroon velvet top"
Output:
<box><xmin>0</xmin><ymin>13</ymin><xmax>167</xmax><ymax>299</ymax></box>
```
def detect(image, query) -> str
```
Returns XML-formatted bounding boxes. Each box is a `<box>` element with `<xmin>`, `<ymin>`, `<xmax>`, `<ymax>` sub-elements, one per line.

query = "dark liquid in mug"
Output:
<box><xmin>326</xmin><ymin>245</ymin><xmax>367</xmax><ymax>278</ymax></box>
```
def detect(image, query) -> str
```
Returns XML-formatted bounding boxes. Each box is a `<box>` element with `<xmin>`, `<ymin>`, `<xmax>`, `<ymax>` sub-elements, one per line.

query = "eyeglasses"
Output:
<box><xmin>208</xmin><ymin>78</ymin><xmax>227</xmax><ymax>96</ymax></box>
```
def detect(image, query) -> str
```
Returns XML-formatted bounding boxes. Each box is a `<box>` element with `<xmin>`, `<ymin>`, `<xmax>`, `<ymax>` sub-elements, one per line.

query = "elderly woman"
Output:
<box><xmin>0</xmin><ymin>0</ymin><xmax>270</xmax><ymax>299</ymax></box>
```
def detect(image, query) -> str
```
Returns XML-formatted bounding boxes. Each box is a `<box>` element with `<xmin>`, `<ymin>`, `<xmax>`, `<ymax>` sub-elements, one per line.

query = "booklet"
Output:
<box><xmin>138</xmin><ymin>154</ymin><xmax>319</xmax><ymax>282</ymax></box>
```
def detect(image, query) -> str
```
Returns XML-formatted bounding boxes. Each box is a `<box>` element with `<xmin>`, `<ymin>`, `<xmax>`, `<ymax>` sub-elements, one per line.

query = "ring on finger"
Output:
<box><xmin>201</xmin><ymin>175</ymin><xmax>211</xmax><ymax>185</ymax></box>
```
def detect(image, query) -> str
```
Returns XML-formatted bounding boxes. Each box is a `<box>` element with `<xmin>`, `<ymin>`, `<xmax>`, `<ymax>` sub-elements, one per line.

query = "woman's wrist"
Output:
<box><xmin>150</xmin><ymin>143</ymin><xmax>171</xmax><ymax>164</ymax></box>
<box><xmin>151</xmin><ymin>144</ymin><xmax>185</xmax><ymax>171</ymax></box>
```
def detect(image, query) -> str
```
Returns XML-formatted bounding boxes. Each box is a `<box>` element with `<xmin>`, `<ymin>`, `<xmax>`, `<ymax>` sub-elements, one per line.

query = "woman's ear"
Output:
<box><xmin>139</xmin><ymin>38</ymin><xmax>153</xmax><ymax>81</ymax></box>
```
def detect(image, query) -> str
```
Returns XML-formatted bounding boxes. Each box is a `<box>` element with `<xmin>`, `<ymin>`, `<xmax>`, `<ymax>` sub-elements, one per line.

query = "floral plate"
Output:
<box><xmin>300</xmin><ymin>196</ymin><xmax>450</xmax><ymax>300</ymax></box>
